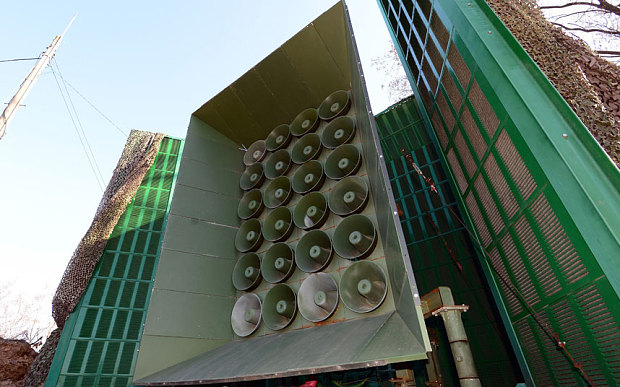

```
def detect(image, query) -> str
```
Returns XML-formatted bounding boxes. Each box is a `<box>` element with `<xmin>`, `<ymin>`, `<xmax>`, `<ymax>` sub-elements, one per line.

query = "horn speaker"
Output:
<box><xmin>240</xmin><ymin>163</ymin><xmax>265</xmax><ymax>190</ymax></box>
<box><xmin>332</xmin><ymin>214</ymin><xmax>377</xmax><ymax>259</ymax></box>
<box><xmin>232</xmin><ymin>253</ymin><xmax>262</xmax><ymax>291</ymax></box>
<box><xmin>318</xmin><ymin>90</ymin><xmax>351</xmax><ymax>121</ymax></box>
<box><xmin>324</xmin><ymin>144</ymin><xmax>361</xmax><ymax>180</ymax></box>
<box><xmin>295</xmin><ymin>229</ymin><xmax>333</xmax><ymax>273</ymax></box>
<box><xmin>263</xmin><ymin>176</ymin><xmax>293</xmax><ymax>208</ymax></box>
<box><xmin>293</xmin><ymin>192</ymin><xmax>329</xmax><ymax>230</ymax></box>
<box><xmin>291</xmin><ymin>133</ymin><xmax>322</xmax><ymax>164</ymax></box>
<box><xmin>261</xmin><ymin>242</ymin><xmax>295</xmax><ymax>284</ymax></box>
<box><xmin>234</xmin><ymin>219</ymin><xmax>264</xmax><ymax>253</ymax></box>
<box><xmin>263</xmin><ymin>284</ymin><xmax>297</xmax><ymax>331</ymax></box>
<box><xmin>297</xmin><ymin>273</ymin><xmax>339</xmax><ymax>322</ymax></box>
<box><xmin>262</xmin><ymin>206</ymin><xmax>294</xmax><ymax>242</ymax></box>
<box><xmin>243</xmin><ymin>140</ymin><xmax>267</xmax><ymax>166</ymax></box>
<box><xmin>292</xmin><ymin>160</ymin><xmax>325</xmax><ymax>194</ymax></box>
<box><xmin>238</xmin><ymin>189</ymin><xmax>265</xmax><ymax>219</ymax></box>
<box><xmin>231</xmin><ymin>293</ymin><xmax>262</xmax><ymax>337</ymax></box>
<box><xmin>328</xmin><ymin>176</ymin><xmax>369</xmax><ymax>216</ymax></box>
<box><xmin>321</xmin><ymin>116</ymin><xmax>356</xmax><ymax>149</ymax></box>
<box><xmin>290</xmin><ymin>108</ymin><xmax>320</xmax><ymax>136</ymax></box>
<box><xmin>266</xmin><ymin>124</ymin><xmax>292</xmax><ymax>151</ymax></box>
<box><xmin>265</xmin><ymin>149</ymin><xmax>292</xmax><ymax>179</ymax></box>
<box><xmin>339</xmin><ymin>261</ymin><xmax>387</xmax><ymax>314</ymax></box>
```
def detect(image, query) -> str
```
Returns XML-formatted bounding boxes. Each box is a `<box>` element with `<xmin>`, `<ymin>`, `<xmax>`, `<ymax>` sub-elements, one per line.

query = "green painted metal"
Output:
<box><xmin>45</xmin><ymin>137</ymin><xmax>183</xmax><ymax>387</ymax></box>
<box><xmin>378</xmin><ymin>0</ymin><xmax>620</xmax><ymax>385</ymax></box>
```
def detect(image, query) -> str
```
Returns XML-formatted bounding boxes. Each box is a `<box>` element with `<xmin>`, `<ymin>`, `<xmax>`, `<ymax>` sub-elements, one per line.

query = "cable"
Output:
<box><xmin>0</xmin><ymin>57</ymin><xmax>40</xmax><ymax>63</ymax></box>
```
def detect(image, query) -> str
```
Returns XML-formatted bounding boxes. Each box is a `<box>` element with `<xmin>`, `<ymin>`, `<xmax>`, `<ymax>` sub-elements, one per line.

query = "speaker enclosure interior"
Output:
<box><xmin>295</xmin><ymin>229</ymin><xmax>333</xmax><ymax>273</ymax></box>
<box><xmin>290</xmin><ymin>107</ymin><xmax>320</xmax><ymax>136</ymax></box>
<box><xmin>328</xmin><ymin>176</ymin><xmax>369</xmax><ymax>216</ymax></box>
<box><xmin>261</xmin><ymin>242</ymin><xmax>295</xmax><ymax>284</ymax></box>
<box><xmin>264</xmin><ymin>149</ymin><xmax>292</xmax><ymax>179</ymax></box>
<box><xmin>324</xmin><ymin>144</ymin><xmax>362</xmax><ymax>180</ymax></box>
<box><xmin>234</xmin><ymin>218</ymin><xmax>264</xmax><ymax>253</ymax></box>
<box><xmin>263</xmin><ymin>176</ymin><xmax>293</xmax><ymax>208</ymax></box>
<box><xmin>332</xmin><ymin>214</ymin><xmax>377</xmax><ymax>259</ymax></box>
<box><xmin>318</xmin><ymin>90</ymin><xmax>351</xmax><ymax>121</ymax></box>
<box><xmin>231</xmin><ymin>293</ymin><xmax>262</xmax><ymax>337</ymax></box>
<box><xmin>321</xmin><ymin>116</ymin><xmax>356</xmax><ymax>149</ymax></box>
<box><xmin>297</xmin><ymin>273</ymin><xmax>339</xmax><ymax>322</ymax></box>
<box><xmin>243</xmin><ymin>140</ymin><xmax>267</xmax><ymax>166</ymax></box>
<box><xmin>293</xmin><ymin>192</ymin><xmax>329</xmax><ymax>230</ymax></box>
<box><xmin>291</xmin><ymin>133</ymin><xmax>322</xmax><ymax>164</ymax></box>
<box><xmin>240</xmin><ymin>163</ymin><xmax>265</xmax><ymax>191</ymax></box>
<box><xmin>339</xmin><ymin>261</ymin><xmax>387</xmax><ymax>314</ymax></box>
<box><xmin>232</xmin><ymin>253</ymin><xmax>262</xmax><ymax>291</ymax></box>
<box><xmin>292</xmin><ymin>160</ymin><xmax>325</xmax><ymax>194</ymax></box>
<box><xmin>238</xmin><ymin>189</ymin><xmax>265</xmax><ymax>219</ymax></box>
<box><xmin>266</xmin><ymin>124</ymin><xmax>292</xmax><ymax>151</ymax></box>
<box><xmin>263</xmin><ymin>284</ymin><xmax>297</xmax><ymax>331</ymax></box>
<box><xmin>262</xmin><ymin>206</ymin><xmax>295</xmax><ymax>242</ymax></box>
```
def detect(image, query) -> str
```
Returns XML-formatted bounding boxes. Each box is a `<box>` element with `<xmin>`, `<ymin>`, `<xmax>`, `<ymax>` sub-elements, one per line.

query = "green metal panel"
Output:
<box><xmin>378</xmin><ymin>0</ymin><xmax>620</xmax><ymax>385</ymax></box>
<box><xmin>45</xmin><ymin>137</ymin><xmax>183</xmax><ymax>387</ymax></box>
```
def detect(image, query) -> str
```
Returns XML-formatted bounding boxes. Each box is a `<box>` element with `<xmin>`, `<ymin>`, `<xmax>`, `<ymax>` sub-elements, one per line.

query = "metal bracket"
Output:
<box><xmin>431</xmin><ymin>304</ymin><xmax>469</xmax><ymax>317</ymax></box>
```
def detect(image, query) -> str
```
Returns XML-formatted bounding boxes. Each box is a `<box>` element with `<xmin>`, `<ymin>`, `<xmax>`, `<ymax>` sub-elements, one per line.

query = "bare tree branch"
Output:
<box><xmin>550</xmin><ymin>21</ymin><xmax>620</xmax><ymax>35</ymax></box>
<box><xmin>541</xmin><ymin>0</ymin><xmax>620</xmax><ymax>16</ymax></box>
<box><xmin>597</xmin><ymin>50</ymin><xmax>620</xmax><ymax>55</ymax></box>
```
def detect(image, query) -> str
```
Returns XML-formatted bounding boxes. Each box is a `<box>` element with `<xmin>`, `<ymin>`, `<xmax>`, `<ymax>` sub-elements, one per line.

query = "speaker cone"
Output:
<box><xmin>324</xmin><ymin>144</ymin><xmax>361</xmax><ymax>180</ymax></box>
<box><xmin>238</xmin><ymin>189</ymin><xmax>265</xmax><ymax>219</ymax></box>
<box><xmin>290</xmin><ymin>108</ymin><xmax>320</xmax><ymax>137</ymax></box>
<box><xmin>328</xmin><ymin>176</ymin><xmax>369</xmax><ymax>216</ymax></box>
<box><xmin>295</xmin><ymin>229</ymin><xmax>333</xmax><ymax>273</ymax></box>
<box><xmin>263</xmin><ymin>176</ymin><xmax>293</xmax><ymax>208</ymax></box>
<box><xmin>234</xmin><ymin>218</ymin><xmax>264</xmax><ymax>253</ymax></box>
<box><xmin>263</xmin><ymin>206</ymin><xmax>294</xmax><ymax>242</ymax></box>
<box><xmin>321</xmin><ymin>116</ymin><xmax>356</xmax><ymax>149</ymax></box>
<box><xmin>292</xmin><ymin>160</ymin><xmax>325</xmax><ymax>194</ymax></box>
<box><xmin>318</xmin><ymin>90</ymin><xmax>351</xmax><ymax>121</ymax></box>
<box><xmin>297</xmin><ymin>273</ymin><xmax>339</xmax><ymax>322</ymax></box>
<box><xmin>240</xmin><ymin>163</ymin><xmax>265</xmax><ymax>190</ymax></box>
<box><xmin>264</xmin><ymin>149</ymin><xmax>292</xmax><ymax>179</ymax></box>
<box><xmin>263</xmin><ymin>284</ymin><xmax>297</xmax><ymax>330</ymax></box>
<box><xmin>232</xmin><ymin>253</ymin><xmax>262</xmax><ymax>291</ymax></box>
<box><xmin>231</xmin><ymin>293</ymin><xmax>262</xmax><ymax>337</ymax></box>
<box><xmin>333</xmin><ymin>214</ymin><xmax>377</xmax><ymax>259</ymax></box>
<box><xmin>339</xmin><ymin>261</ymin><xmax>387</xmax><ymax>314</ymax></box>
<box><xmin>291</xmin><ymin>133</ymin><xmax>322</xmax><ymax>164</ymax></box>
<box><xmin>266</xmin><ymin>124</ymin><xmax>292</xmax><ymax>151</ymax></box>
<box><xmin>293</xmin><ymin>192</ymin><xmax>329</xmax><ymax>230</ymax></box>
<box><xmin>262</xmin><ymin>242</ymin><xmax>295</xmax><ymax>284</ymax></box>
<box><xmin>243</xmin><ymin>140</ymin><xmax>267</xmax><ymax>166</ymax></box>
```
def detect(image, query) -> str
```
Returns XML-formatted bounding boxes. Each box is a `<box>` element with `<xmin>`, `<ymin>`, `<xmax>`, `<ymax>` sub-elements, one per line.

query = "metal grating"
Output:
<box><xmin>47</xmin><ymin>138</ymin><xmax>182</xmax><ymax>387</ymax></box>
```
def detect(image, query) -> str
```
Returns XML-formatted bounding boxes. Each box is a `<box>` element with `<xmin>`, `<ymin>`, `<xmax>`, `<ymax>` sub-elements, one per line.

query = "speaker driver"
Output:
<box><xmin>232</xmin><ymin>253</ymin><xmax>262</xmax><ymax>291</ymax></box>
<box><xmin>291</xmin><ymin>133</ymin><xmax>322</xmax><ymax>164</ymax></box>
<box><xmin>263</xmin><ymin>206</ymin><xmax>294</xmax><ymax>242</ymax></box>
<box><xmin>266</xmin><ymin>124</ymin><xmax>292</xmax><ymax>151</ymax></box>
<box><xmin>321</xmin><ymin>116</ymin><xmax>356</xmax><ymax>149</ymax></box>
<box><xmin>264</xmin><ymin>149</ymin><xmax>292</xmax><ymax>179</ymax></box>
<box><xmin>292</xmin><ymin>160</ymin><xmax>325</xmax><ymax>194</ymax></box>
<box><xmin>340</xmin><ymin>261</ymin><xmax>387</xmax><ymax>314</ymax></box>
<box><xmin>263</xmin><ymin>284</ymin><xmax>297</xmax><ymax>331</ymax></box>
<box><xmin>261</xmin><ymin>242</ymin><xmax>295</xmax><ymax>284</ymax></box>
<box><xmin>295</xmin><ymin>229</ymin><xmax>333</xmax><ymax>273</ymax></box>
<box><xmin>290</xmin><ymin>108</ymin><xmax>320</xmax><ymax>137</ymax></box>
<box><xmin>240</xmin><ymin>163</ymin><xmax>265</xmax><ymax>191</ymax></box>
<box><xmin>234</xmin><ymin>218</ymin><xmax>263</xmax><ymax>253</ymax></box>
<box><xmin>231</xmin><ymin>293</ymin><xmax>262</xmax><ymax>337</ymax></box>
<box><xmin>263</xmin><ymin>176</ymin><xmax>293</xmax><ymax>208</ymax></box>
<box><xmin>293</xmin><ymin>192</ymin><xmax>329</xmax><ymax>230</ymax></box>
<box><xmin>238</xmin><ymin>189</ymin><xmax>265</xmax><ymax>219</ymax></box>
<box><xmin>297</xmin><ymin>273</ymin><xmax>339</xmax><ymax>322</ymax></box>
<box><xmin>332</xmin><ymin>214</ymin><xmax>377</xmax><ymax>259</ymax></box>
<box><xmin>318</xmin><ymin>90</ymin><xmax>351</xmax><ymax>121</ymax></box>
<box><xmin>324</xmin><ymin>144</ymin><xmax>361</xmax><ymax>180</ymax></box>
<box><xmin>243</xmin><ymin>140</ymin><xmax>267</xmax><ymax>166</ymax></box>
<box><xmin>328</xmin><ymin>176</ymin><xmax>369</xmax><ymax>216</ymax></box>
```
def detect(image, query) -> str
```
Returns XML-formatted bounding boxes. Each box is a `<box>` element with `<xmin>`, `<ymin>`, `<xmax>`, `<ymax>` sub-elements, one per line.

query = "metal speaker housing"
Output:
<box><xmin>264</xmin><ymin>149</ymin><xmax>292</xmax><ymax>179</ymax></box>
<box><xmin>291</xmin><ymin>133</ymin><xmax>322</xmax><ymax>164</ymax></box>
<box><xmin>263</xmin><ymin>284</ymin><xmax>297</xmax><ymax>331</ymax></box>
<box><xmin>297</xmin><ymin>273</ymin><xmax>339</xmax><ymax>322</ymax></box>
<box><xmin>321</xmin><ymin>116</ymin><xmax>356</xmax><ymax>149</ymax></box>
<box><xmin>263</xmin><ymin>206</ymin><xmax>294</xmax><ymax>242</ymax></box>
<box><xmin>293</xmin><ymin>192</ymin><xmax>329</xmax><ymax>230</ymax></box>
<box><xmin>318</xmin><ymin>90</ymin><xmax>351</xmax><ymax>121</ymax></box>
<box><xmin>234</xmin><ymin>218</ymin><xmax>264</xmax><ymax>253</ymax></box>
<box><xmin>339</xmin><ymin>261</ymin><xmax>387</xmax><ymax>314</ymax></box>
<box><xmin>231</xmin><ymin>293</ymin><xmax>262</xmax><ymax>337</ymax></box>
<box><xmin>290</xmin><ymin>108</ymin><xmax>320</xmax><ymax>137</ymax></box>
<box><xmin>332</xmin><ymin>214</ymin><xmax>377</xmax><ymax>259</ymax></box>
<box><xmin>324</xmin><ymin>144</ymin><xmax>361</xmax><ymax>180</ymax></box>
<box><xmin>292</xmin><ymin>160</ymin><xmax>325</xmax><ymax>194</ymax></box>
<box><xmin>263</xmin><ymin>176</ymin><xmax>293</xmax><ymax>209</ymax></box>
<box><xmin>328</xmin><ymin>176</ymin><xmax>369</xmax><ymax>216</ymax></box>
<box><xmin>261</xmin><ymin>242</ymin><xmax>295</xmax><ymax>284</ymax></box>
<box><xmin>266</xmin><ymin>124</ymin><xmax>292</xmax><ymax>151</ymax></box>
<box><xmin>238</xmin><ymin>189</ymin><xmax>265</xmax><ymax>219</ymax></box>
<box><xmin>240</xmin><ymin>163</ymin><xmax>265</xmax><ymax>190</ymax></box>
<box><xmin>232</xmin><ymin>253</ymin><xmax>262</xmax><ymax>291</ymax></box>
<box><xmin>243</xmin><ymin>140</ymin><xmax>267</xmax><ymax>166</ymax></box>
<box><xmin>295</xmin><ymin>229</ymin><xmax>333</xmax><ymax>273</ymax></box>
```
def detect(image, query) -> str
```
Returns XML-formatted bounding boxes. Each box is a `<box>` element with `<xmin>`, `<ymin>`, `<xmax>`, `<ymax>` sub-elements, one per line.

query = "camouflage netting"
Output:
<box><xmin>487</xmin><ymin>0</ymin><xmax>620</xmax><ymax>168</ymax></box>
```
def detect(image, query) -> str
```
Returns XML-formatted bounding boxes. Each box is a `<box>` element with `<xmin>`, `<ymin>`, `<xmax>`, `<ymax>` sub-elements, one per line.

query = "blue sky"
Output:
<box><xmin>0</xmin><ymin>1</ymin><xmax>402</xmax><ymax>331</ymax></box>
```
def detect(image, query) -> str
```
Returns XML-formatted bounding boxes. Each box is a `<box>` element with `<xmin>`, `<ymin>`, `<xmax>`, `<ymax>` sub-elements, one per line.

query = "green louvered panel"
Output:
<box><xmin>47</xmin><ymin>137</ymin><xmax>183</xmax><ymax>387</ymax></box>
<box><xmin>376</xmin><ymin>97</ymin><xmax>521</xmax><ymax>386</ymax></box>
<box><xmin>378</xmin><ymin>0</ymin><xmax>620</xmax><ymax>385</ymax></box>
